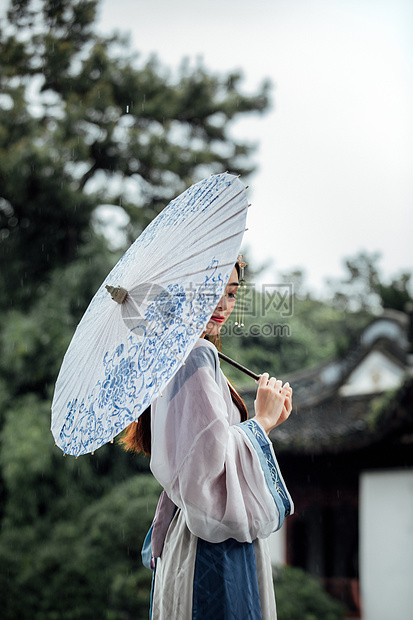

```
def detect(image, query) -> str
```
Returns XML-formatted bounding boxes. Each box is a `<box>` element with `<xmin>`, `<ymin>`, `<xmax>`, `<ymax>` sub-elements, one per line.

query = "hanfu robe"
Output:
<box><xmin>143</xmin><ymin>338</ymin><xmax>293</xmax><ymax>619</ymax></box>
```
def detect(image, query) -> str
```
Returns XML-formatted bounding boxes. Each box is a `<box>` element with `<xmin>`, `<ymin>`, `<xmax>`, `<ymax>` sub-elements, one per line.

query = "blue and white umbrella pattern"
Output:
<box><xmin>51</xmin><ymin>173</ymin><xmax>248</xmax><ymax>457</ymax></box>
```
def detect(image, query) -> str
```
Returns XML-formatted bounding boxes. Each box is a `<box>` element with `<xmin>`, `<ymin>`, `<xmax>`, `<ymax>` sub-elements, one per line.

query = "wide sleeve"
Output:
<box><xmin>150</xmin><ymin>342</ymin><xmax>293</xmax><ymax>544</ymax></box>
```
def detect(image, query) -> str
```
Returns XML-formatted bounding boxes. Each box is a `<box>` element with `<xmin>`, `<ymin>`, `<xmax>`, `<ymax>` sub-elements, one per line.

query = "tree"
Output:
<box><xmin>0</xmin><ymin>1</ymin><xmax>271</xmax><ymax>617</ymax></box>
<box><xmin>0</xmin><ymin>474</ymin><xmax>161</xmax><ymax>619</ymax></box>
<box><xmin>326</xmin><ymin>251</ymin><xmax>412</xmax><ymax>313</ymax></box>
<box><xmin>0</xmin><ymin>0</ymin><xmax>270</xmax><ymax>312</ymax></box>
<box><xmin>274</xmin><ymin>566</ymin><xmax>345</xmax><ymax>620</ymax></box>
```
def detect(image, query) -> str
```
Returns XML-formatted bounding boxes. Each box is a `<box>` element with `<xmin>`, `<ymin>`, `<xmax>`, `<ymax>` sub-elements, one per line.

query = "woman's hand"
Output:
<box><xmin>253</xmin><ymin>373</ymin><xmax>293</xmax><ymax>434</ymax></box>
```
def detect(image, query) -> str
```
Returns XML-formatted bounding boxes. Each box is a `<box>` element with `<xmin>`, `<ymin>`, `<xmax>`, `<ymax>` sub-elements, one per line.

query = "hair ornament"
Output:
<box><xmin>235</xmin><ymin>255</ymin><xmax>247</xmax><ymax>327</ymax></box>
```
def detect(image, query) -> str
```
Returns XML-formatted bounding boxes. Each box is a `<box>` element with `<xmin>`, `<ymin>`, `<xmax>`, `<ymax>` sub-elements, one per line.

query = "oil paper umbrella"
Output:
<box><xmin>51</xmin><ymin>173</ymin><xmax>249</xmax><ymax>457</ymax></box>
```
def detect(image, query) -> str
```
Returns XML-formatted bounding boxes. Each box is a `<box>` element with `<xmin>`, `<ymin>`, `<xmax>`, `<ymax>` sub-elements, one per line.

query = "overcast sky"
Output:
<box><xmin>2</xmin><ymin>0</ymin><xmax>412</xmax><ymax>295</ymax></box>
<box><xmin>96</xmin><ymin>0</ymin><xmax>413</xmax><ymax>294</ymax></box>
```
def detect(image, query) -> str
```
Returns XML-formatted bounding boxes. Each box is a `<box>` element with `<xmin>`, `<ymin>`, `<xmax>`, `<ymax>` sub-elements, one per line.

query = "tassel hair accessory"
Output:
<box><xmin>235</xmin><ymin>254</ymin><xmax>247</xmax><ymax>328</ymax></box>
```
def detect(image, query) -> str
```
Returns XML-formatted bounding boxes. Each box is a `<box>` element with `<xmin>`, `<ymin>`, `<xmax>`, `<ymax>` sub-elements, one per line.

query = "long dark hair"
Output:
<box><xmin>120</xmin><ymin>262</ymin><xmax>247</xmax><ymax>455</ymax></box>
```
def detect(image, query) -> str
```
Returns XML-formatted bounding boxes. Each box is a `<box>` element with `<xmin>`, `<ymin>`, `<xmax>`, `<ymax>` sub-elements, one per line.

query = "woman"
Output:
<box><xmin>123</xmin><ymin>261</ymin><xmax>293</xmax><ymax>619</ymax></box>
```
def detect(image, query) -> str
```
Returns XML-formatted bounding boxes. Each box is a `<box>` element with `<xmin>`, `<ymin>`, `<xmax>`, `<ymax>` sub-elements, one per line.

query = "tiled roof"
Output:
<box><xmin>239</xmin><ymin>310</ymin><xmax>413</xmax><ymax>454</ymax></box>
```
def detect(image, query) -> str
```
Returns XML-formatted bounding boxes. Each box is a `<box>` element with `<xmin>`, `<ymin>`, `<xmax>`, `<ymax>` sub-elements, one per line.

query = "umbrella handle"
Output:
<box><xmin>217</xmin><ymin>352</ymin><xmax>260</xmax><ymax>381</ymax></box>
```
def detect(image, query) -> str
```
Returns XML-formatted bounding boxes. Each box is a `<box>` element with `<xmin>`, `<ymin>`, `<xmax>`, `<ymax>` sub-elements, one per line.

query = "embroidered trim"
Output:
<box><xmin>236</xmin><ymin>419</ymin><xmax>293</xmax><ymax>528</ymax></box>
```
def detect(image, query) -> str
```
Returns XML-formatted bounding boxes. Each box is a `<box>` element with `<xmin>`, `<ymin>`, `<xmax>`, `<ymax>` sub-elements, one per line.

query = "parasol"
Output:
<box><xmin>51</xmin><ymin>173</ymin><xmax>249</xmax><ymax>456</ymax></box>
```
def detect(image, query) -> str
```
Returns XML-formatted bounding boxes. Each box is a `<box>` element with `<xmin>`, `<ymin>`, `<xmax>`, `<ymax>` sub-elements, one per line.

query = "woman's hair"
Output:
<box><xmin>120</xmin><ymin>261</ymin><xmax>247</xmax><ymax>455</ymax></box>
<box><xmin>119</xmin><ymin>406</ymin><xmax>152</xmax><ymax>455</ymax></box>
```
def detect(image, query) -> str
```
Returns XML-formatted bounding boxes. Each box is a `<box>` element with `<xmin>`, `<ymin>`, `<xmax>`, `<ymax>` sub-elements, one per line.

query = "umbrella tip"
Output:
<box><xmin>106</xmin><ymin>285</ymin><xmax>128</xmax><ymax>304</ymax></box>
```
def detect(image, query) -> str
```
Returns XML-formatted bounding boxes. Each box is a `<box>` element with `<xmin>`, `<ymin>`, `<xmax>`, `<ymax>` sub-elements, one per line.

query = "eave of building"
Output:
<box><xmin>239</xmin><ymin>311</ymin><xmax>413</xmax><ymax>456</ymax></box>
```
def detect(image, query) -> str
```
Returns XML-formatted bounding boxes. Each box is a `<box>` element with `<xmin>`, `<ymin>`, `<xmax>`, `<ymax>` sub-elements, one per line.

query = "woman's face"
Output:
<box><xmin>204</xmin><ymin>266</ymin><xmax>239</xmax><ymax>337</ymax></box>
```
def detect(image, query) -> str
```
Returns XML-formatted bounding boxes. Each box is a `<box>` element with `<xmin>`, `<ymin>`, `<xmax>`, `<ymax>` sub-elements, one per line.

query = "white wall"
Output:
<box><xmin>339</xmin><ymin>350</ymin><xmax>405</xmax><ymax>396</ymax></box>
<box><xmin>268</xmin><ymin>527</ymin><xmax>286</xmax><ymax>567</ymax></box>
<box><xmin>360</xmin><ymin>469</ymin><xmax>413</xmax><ymax>620</ymax></box>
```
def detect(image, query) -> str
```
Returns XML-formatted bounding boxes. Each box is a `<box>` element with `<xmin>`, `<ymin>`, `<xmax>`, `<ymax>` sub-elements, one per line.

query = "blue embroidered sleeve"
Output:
<box><xmin>236</xmin><ymin>419</ymin><xmax>293</xmax><ymax>529</ymax></box>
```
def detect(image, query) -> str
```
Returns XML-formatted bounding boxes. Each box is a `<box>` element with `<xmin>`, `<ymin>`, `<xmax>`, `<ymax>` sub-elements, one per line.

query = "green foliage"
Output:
<box><xmin>0</xmin><ymin>394</ymin><xmax>55</xmax><ymax>526</ymax></box>
<box><xmin>0</xmin><ymin>0</ymin><xmax>270</xmax><ymax>311</ymax></box>
<box><xmin>0</xmin><ymin>390</ymin><xmax>152</xmax><ymax>529</ymax></box>
<box><xmin>0</xmin><ymin>1</ymin><xmax>272</xmax><ymax>616</ymax></box>
<box><xmin>0</xmin><ymin>475</ymin><xmax>161</xmax><ymax>620</ymax></box>
<box><xmin>365</xmin><ymin>387</ymin><xmax>398</xmax><ymax>431</ymax></box>
<box><xmin>376</xmin><ymin>272</ymin><xmax>413</xmax><ymax>312</ymax></box>
<box><xmin>274</xmin><ymin>566</ymin><xmax>346</xmax><ymax>620</ymax></box>
<box><xmin>327</xmin><ymin>251</ymin><xmax>413</xmax><ymax>313</ymax></box>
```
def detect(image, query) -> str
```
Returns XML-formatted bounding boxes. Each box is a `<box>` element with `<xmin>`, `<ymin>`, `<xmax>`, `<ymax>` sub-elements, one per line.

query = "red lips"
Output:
<box><xmin>211</xmin><ymin>316</ymin><xmax>225</xmax><ymax>323</ymax></box>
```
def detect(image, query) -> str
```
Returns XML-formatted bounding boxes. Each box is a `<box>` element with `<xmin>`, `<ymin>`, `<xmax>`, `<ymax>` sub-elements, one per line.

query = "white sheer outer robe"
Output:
<box><xmin>148</xmin><ymin>338</ymin><xmax>293</xmax><ymax>619</ymax></box>
<box><xmin>150</xmin><ymin>338</ymin><xmax>293</xmax><ymax>543</ymax></box>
